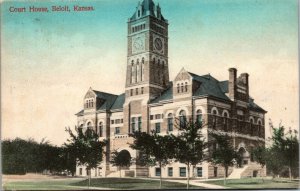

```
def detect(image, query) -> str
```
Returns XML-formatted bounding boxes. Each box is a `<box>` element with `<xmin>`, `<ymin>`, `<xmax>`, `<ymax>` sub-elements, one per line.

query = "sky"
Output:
<box><xmin>1</xmin><ymin>0</ymin><xmax>299</xmax><ymax>146</ymax></box>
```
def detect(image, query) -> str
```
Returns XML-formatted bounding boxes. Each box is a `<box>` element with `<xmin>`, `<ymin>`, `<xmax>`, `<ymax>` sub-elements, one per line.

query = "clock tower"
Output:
<box><xmin>125</xmin><ymin>0</ymin><xmax>169</xmax><ymax>98</ymax></box>
<box><xmin>123</xmin><ymin>0</ymin><xmax>169</xmax><ymax>135</ymax></box>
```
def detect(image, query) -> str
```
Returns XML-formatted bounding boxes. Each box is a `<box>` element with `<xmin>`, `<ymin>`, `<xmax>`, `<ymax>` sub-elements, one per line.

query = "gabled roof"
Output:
<box><xmin>219</xmin><ymin>80</ymin><xmax>229</xmax><ymax>93</ymax></box>
<box><xmin>92</xmin><ymin>90</ymin><xmax>118</xmax><ymax>110</ymax></box>
<box><xmin>151</xmin><ymin>72</ymin><xmax>231</xmax><ymax>104</ymax></box>
<box><xmin>75</xmin><ymin>110</ymin><xmax>84</xmax><ymax>116</ymax></box>
<box><xmin>111</xmin><ymin>93</ymin><xmax>125</xmax><ymax>110</ymax></box>
<box><xmin>151</xmin><ymin>82</ymin><xmax>173</xmax><ymax>104</ymax></box>
<box><xmin>249</xmin><ymin>98</ymin><xmax>267</xmax><ymax>113</ymax></box>
<box><xmin>188</xmin><ymin>72</ymin><xmax>231</xmax><ymax>101</ymax></box>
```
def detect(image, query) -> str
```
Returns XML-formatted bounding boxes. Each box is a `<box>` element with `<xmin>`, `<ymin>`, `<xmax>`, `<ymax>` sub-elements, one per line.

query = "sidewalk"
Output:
<box><xmin>136</xmin><ymin>177</ymin><xmax>228</xmax><ymax>189</ymax></box>
<box><xmin>164</xmin><ymin>179</ymin><xmax>228</xmax><ymax>189</ymax></box>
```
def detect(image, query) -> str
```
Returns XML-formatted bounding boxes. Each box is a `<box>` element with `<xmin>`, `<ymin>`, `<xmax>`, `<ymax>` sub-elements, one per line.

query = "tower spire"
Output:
<box><xmin>130</xmin><ymin>0</ymin><xmax>165</xmax><ymax>21</ymax></box>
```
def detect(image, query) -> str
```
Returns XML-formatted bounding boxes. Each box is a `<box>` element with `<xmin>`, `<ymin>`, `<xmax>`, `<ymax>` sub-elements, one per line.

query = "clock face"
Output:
<box><xmin>154</xmin><ymin>38</ymin><xmax>163</xmax><ymax>51</ymax></box>
<box><xmin>133</xmin><ymin>37</ymin><xmax>144</xmax><ymax>52</ymax></box>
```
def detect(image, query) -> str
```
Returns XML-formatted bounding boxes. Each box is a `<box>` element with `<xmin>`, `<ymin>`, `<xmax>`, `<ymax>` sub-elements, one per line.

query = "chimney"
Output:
<box><xmin>240</xmin><ymin>73</ymin><xmax>249</xmax><ymax>100</ymax></box>
<box><xmin>228</xmin><ymin>68</ymin><xmax>237</xmax><ymax>101</ymax></box>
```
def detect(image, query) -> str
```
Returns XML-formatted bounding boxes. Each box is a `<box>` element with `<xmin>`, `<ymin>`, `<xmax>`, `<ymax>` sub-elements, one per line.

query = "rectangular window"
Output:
<box><xmin>138</xmin><ymin>117</ymin><xmax>142</xmax><ymax>131</ymax></box>
<box><xmin>131</xmin><ymin>117</ymin><xmax>136</xmax><ymax>133</ymax></box>
<box><xmin>150</xmin><ymin>115</ymin><xmax>154</xmax><ymax>120</ymax></box>
<box><xmin>155</xmin><ymin>114</ymin><xmax>161</xmax><ymax>119</ymax></box>
<box><xmin>214</xmin><ymin>167</ymin><xmax>218</xmax><ymax>177</ymax></box>
<box><xmin>115</xmin><ymin>119</ymin><xmax>120</xmax><ymax>124</ymax></box>
<box><xmin>155</xmin><ymin>168</ymin><xmax>161</xmax><ymax>177</ymax></box>
<box><xmin>111</xmin><ymin>120</ymin><xmax>114</xmax><ymax>124</ymax></box>
<box><xmin>79</xmin><ymin>168</ymin><xmax>82</xmax><ymax>175</ymax></box>
<box><xmin>136</xmin><ymin>88</ymin><xmax>138</xmax><ymax>95</ymax></box>
<box><xmin>121</xmin><ymin>119</ymin><xmax>123</xmax><ymax>123</ymax></box>
<box><xmin>179</xmin><ymin>167</ymin><xmax>186</xmax><ymax>177</ymax></box>
<box><xmin>130</xmin><ymin>89</ymin><xmax>133</xmax><ymax>96</ymax></box>
<box><xmin>197</xmin><ymin>167</ymin><xmax>203</xmax><ymax>177</ymax></box>
<box><xmin>98</xmin><ymin>167</ymin><xmax>102</xmax><ymax>176</ymax></box>
<box><xmin>168</xmin><ymin>118</ymin><xmax>173</xmax><ymax>132</ymax></box>
<box><xmin>115</xmin><ymin>127</ymin><xmax>120</xmax><ymax>135</ymax></box>
<box><xmin>141</xmin><ymin>87</ymin><xmax>144</xmax><ymax>94</ymax></box>
<box><xmin>155</xmin><ymin>123</ymin><xmax>161</xmax><ymax>133</ymax></box>
<box><xmin>168</xmin><ymin>167</ymin><xmax>173</xmax><ymax>177</ymax></box>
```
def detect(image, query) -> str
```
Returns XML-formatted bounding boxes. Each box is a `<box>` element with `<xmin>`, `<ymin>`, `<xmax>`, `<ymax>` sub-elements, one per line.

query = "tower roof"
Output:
<box><xmin>130</xmin><ymin>0</ymin><xmax>166</xmax><ymax>21</ymax></box>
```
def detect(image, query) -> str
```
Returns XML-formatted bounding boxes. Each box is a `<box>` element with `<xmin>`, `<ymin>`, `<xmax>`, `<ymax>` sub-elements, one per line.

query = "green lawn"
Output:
<box><xmin>203</xmin><ymin>178</ymin><xmax>300</xmax><ymax>189</ymax></box>
<box><xmin>3</xmin><ymin>179</ymin><xmax>84</xmax><ymax>190</ymax></box>
<box><xmin>3</xmin><ymin>178</ymin><xmax>204</xmax><ymax>190</ymax></box>
<box><xmin>71</xmin><ymin>178</ymin><xmax>203</xmax><ymax>189</ymax></box>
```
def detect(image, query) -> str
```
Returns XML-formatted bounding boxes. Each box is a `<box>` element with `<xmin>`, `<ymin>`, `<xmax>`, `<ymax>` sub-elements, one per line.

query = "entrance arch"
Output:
<box><xmin>237</xmin><ymin>147</ymin><xmax>249</xmax><ymax>167</ymax></box>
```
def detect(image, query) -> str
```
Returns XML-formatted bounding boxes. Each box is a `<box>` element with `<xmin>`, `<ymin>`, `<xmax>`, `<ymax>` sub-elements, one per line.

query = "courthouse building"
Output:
<box><xmin>75</xmin><ymin>0</ymin><xmax>266</xmax><ymax>179</ymax></box>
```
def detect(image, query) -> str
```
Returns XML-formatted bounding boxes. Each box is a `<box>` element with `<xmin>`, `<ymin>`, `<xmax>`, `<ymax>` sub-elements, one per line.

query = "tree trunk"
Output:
<box><xmin>159</xmin><ymin>162</ymin><xmax>162</xmax><ymax>189</ymax></box>
<box><xmin>187</xmin><ymin>164</ymin><xmax>190</xmax><ymax>190</ymax></box>
<box><xmin>225</xmin><ymin>166</ymin><xmax>228</xmax><ymax>178</ymax></box>
<box><xmin>223</xmin><ymin>166</ymin><xmax>227</xmax><ymax>186</ymax></box>
<box><xmin>260</xmin><ymin>167</ymin><xmax>264</xmax><ymax>183</ymax></box>
<box><xmin>86</xmin><ymin>168</ymin><xmax>91</xmax><ymax>189</ymax></box>
<box><xmin>288</xmin><ymin>166</ymin><xmax>292</xmax><ymax>181</ymax></box>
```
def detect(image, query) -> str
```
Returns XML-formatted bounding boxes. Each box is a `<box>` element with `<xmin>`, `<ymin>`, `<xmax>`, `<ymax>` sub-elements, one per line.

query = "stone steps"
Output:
<box><xmin>228</xmin><ymin>165</ymin><xmax>248</xmax><ymax>179</ymax></box>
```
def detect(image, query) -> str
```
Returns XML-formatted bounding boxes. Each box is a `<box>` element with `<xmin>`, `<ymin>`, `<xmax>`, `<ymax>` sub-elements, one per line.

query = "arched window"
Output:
<box><xmin>223</xmin><ymin>112</ymin><xmax>228</xmax><ymax>131</ymax></box>
<box><xmin>211</xmin><ymin>108</ymin><xmax>218</xmax><ymax>129</ymax></box>
<box><xmin>179</xmin><ymin>110</ymin><xmax>186</xmax><ymax>129</ymax></box>
<box><xmin>91</xmin><ymin>99</ymin><xmax>93</xmax><ymax>107</ymax></box>
<box><xmin>99</xmin><ymin>122</ymin><xmax>103</xmax><ymax>137</ymax></box>
<box><xmin>136</xmin><ymin>60</ymin><xmax>139</xmax><ymax>82</ymax></box>
<box><xmin>87</xmin><ymin>122</ymin><xmax>92</xmax><ymax>130</ymax></box>
<box><xmin>162</xmin><ymin>61</ymin><xmax>165</xmax><ymax>84</ymax></box>
<box><xmin>131</xmin><ymin>61</ymin><xmax>135</xmax><ymax>83</ymax></box>
<box><xmin>141</xmin><ymin>58</ymin><xmax>145</xmax><ymax>81</ymax></box>
<box><xmin>78</xmin><ymin>124</ymin><xmax>83</xmax><ymax>131</ymax></box>
<box><xmin>196</xmin><ymin>109</ymin><xmax>202</xmax><ymax>126</ymax></box>
<box><xmin>86</xmin><ymin>100</ymin><xmax>88</xmax><ymax>108</ymax></box>
<box><xmin>181</xmin><ymin>83</ymin><xmax>184</xmax><ymax>93</ymax></box>
<box><xmin>257</xmin><ymin>119</ymin><xmax>262</xmax><ymax>137</ymax></box>
<box><xmin>185</xmin><ymin>82</ymin><xmax>188</xmax><ymax>92</ymax></box>
<box><xmin>157</xmin><ymin>59</ymin><xmax>161</xmax><ymax>83</ymax></box>
<box><xmin>167</xmin><ymin>113</ymin><xmax>173</xmax><ymax>132</ymax></box>
<box><xmin>250</xmin><ymin>118</ymin><xmax>254</xmax><ymax>136</ymax></box>
<box><xmin>177</xmin><ymin>84</ymin><xmax>180</xmax><ymax>93</ymax></box>
<box><xmin>212</xmin><ymin>108</ymin><xmax>218</xmax><ymax>115</ymax></box>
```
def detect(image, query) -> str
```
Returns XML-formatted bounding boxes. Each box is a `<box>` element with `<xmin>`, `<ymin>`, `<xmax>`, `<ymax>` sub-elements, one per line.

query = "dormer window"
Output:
<box><xmin>181</xmin><ymin>83</ymin><xmax>184</xmax><ymax>92</ymax></box>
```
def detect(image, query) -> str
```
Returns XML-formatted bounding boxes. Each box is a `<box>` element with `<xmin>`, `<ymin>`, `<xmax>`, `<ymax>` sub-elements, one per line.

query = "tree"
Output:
<box><xmin>60</xmin><ymin>146</ymin><xmax>77</xmax><ymax>176</ymax></box>
<box><xmin>65</xmin><ymin>126</ymin><xmax>107</xmax><ymax>188</ymax></box>
<box><xmin>209</xmin><ymin>133</ymin><xmax>240</xmax><ymax>185</ymax></box>
<box><xmin>268</xmin><ymin>122</ymin><xmax>299</xmax><ymax>180</ymax></box>
<box><xmin>110</xmin><ymin>150</ymin><xmax>132</xmax><ymax>177</ymax></box>
<box><xmin>171</xmin><ymin>118</ymin><xmax>206</xmax><ymax>190</ymax></box>
<box><xmin>2</xmin><ymin>137</ymin><xmax>64</xmax><ymax>175</ymax></box>
<box><xmin>252</xmin><ymin>146</ymin><xmax>267</xmax><ymax>182</ymax></box>
<box><xmin>130</xmin><ymin>131</ymin><xmax>175</xmax><ymax>189</ymax></box>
